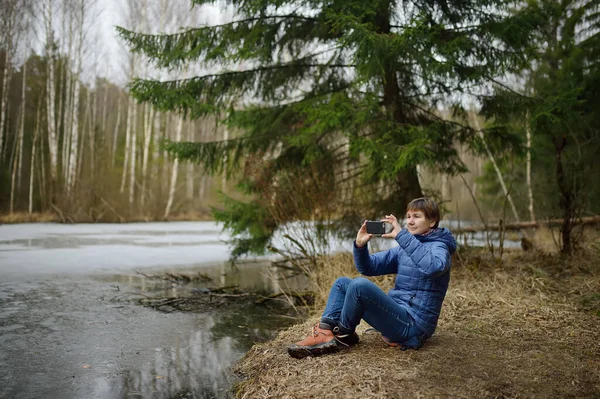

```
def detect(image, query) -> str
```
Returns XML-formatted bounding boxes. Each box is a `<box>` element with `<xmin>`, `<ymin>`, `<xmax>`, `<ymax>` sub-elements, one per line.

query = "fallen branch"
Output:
<box><xmin>453</xmin><ymin>216</ymin><xmax>600</xmax><ymax>234</ymax></box>
<box><xmin>255</xmin><ymin>291</ymin><xmax>315</xmax><ymax>304</ymax></box>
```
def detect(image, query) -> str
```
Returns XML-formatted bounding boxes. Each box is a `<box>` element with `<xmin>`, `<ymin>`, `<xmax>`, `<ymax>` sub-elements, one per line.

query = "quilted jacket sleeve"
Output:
<box><xmin>394</xmin><ymin>230</ymin><xmax>450</xmax><ymax>277</ymax></box>
<box><xmin>353</xmin><ymin>241</ymin><xmax>399</xmax><ymax>276</ymax></box>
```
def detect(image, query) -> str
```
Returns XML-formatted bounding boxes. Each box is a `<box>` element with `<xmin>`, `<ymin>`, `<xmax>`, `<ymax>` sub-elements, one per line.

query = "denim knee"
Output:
<box><xmin>347</xmin><ymin>277</ymin><xmax>372</xmax><ymax>295</ymax></box>
<box><xmin>333</xmin><ymin>276</ymin><xmax>352</xmax><ymax>289</ymax></box>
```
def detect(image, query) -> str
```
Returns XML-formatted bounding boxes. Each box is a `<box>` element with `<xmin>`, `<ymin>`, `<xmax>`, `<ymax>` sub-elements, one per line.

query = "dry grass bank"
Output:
<box><xmin>0</xmin><ymin>212</ymin><xmax>60</xmax><ymax>223</ymax></box>
<box><xmin>233</xmin><ymin>239</ymin><xmax>600</xmax><ymax>398</ymax></box>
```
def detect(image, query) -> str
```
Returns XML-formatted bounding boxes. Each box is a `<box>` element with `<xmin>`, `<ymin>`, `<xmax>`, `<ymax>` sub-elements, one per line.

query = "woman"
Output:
<box><xmin>288</xmin><ymin>197</ymin><xmax>457</xmax><ymax>358</ymax></box>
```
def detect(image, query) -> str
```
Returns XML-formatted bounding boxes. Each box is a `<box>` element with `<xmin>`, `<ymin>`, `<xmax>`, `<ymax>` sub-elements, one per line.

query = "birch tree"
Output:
<box><xmin>30</xmin><ymin>94</ymin><xmax>43</xmax><ymax>214</ymax></box>
<box><xmin>164</xmin><ymin>115</ymin><xmax>183</xmax><ymax>218</ymax></box>
<box><xmin>1</xmin><ymin>0</ymin><xmax>21</xmax><ymax>163</ymax></box>
<box><xmin>111</xmin><ymin>91</ymin><xmax>121</xmax><ymax>167</ymax></box>
<box><xmin>66</xmin><ymin>0</ymin><xmax>84</xmax><ymax>195</ymax></box>
<box><xmin>43</xmin><ymin>0</ymin><xmax>58</xmax><ymax>185</ymax></box>
<box><xmin>16</xmin><ymin>52</ymin><xmax>27</xmax><ymax>194</ymax></box>
<box><xmin>120</xmin><ymin>94</ymin><xmax>132</xmax><ymax>193</ymax></box>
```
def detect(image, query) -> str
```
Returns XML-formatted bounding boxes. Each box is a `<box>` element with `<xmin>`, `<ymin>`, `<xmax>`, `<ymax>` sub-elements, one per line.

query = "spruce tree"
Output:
<box><xmin>119</xmin><ymin>0</ymin><xmax>536</xmax><ymax>258</ymax></box>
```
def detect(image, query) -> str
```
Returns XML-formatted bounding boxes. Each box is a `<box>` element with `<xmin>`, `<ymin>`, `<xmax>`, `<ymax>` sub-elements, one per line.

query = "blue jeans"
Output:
<box><xmin>321</xmin><ymin>277</ymin><xmax>425</xmax><ymax>345</ymax></box>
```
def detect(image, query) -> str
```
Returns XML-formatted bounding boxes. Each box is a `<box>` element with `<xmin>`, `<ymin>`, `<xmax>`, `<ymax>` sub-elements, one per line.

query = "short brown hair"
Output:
<box><xmin>406</xmin><ymin>197</ymin><xmax>440</xmax><ymax>228</ymax></box>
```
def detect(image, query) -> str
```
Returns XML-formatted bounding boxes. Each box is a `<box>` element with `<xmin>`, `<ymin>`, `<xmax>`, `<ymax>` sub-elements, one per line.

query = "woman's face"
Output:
<box><xmin>405</xmin><ymin>209</ymin><xmax>436</xmax><ymax>235</ymax></box>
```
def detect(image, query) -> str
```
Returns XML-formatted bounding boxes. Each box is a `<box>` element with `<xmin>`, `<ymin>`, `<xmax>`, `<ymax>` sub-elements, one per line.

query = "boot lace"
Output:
<box><xmin>332</xmin><ymin>326</ymin><xmax>351</xmax><ymax>347</ymax></box>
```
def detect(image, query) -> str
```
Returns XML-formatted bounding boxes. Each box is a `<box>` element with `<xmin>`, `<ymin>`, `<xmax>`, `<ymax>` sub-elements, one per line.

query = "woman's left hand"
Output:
<box><xmin>381</xmin><ymin>214</ymin><xmax>402</xmax><ymax>239</ymax></box>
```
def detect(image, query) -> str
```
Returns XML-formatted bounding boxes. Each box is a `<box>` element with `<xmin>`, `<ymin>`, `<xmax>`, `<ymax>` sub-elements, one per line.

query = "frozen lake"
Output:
<box><xmin>0</xmin><ymin>222</ymin><xmax>306</xmax><ymax>399</ymax></box>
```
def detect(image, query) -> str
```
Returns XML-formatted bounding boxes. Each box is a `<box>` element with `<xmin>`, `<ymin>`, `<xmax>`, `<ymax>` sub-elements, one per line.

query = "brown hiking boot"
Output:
<box><xmin>287</xmin><ymin>323</ymin><xmax>359</xmax><ymax>359</ymax></box>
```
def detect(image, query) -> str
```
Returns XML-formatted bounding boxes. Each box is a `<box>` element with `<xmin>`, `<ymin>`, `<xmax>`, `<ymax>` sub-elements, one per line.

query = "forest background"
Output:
<box><xmin>1</xmin><ymin>0</ymin><xmax>599</xmax><ymax>257</ymax></box>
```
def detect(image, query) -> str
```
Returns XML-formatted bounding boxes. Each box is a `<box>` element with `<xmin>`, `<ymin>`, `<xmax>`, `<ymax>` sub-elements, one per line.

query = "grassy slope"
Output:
<box><xmin>233</xmin><ymin>239</ymin><xmax>600</xmax><ymax>398</ymax></box>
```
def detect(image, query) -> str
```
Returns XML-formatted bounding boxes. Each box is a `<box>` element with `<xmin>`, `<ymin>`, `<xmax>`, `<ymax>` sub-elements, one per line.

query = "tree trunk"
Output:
<box><xmin>141</xmin><ymin>103</ymin><xmax>153</xmax><ymax>206</ymax></box>
<box><xmin>111</xmin><ymin>90</ymin><xmax>122</xmax><ymax>167</ymax></box>
<box><xmin>44</xmin><ymin>0</ymin><xmax>58</xmax><ymax>186</ymax></box>
<box><xmin>554</xmin><ymin>136</ymin><xmax>573</xmax><ymax>254</ymax></box>
<box><xmin>186</xmin><ymin>120</ymin><xmax>194</xmax><ymax>200</ymax></box>
<box><xmin>17</xmin><ymin>57</ymin><xmax>26</xmax><ymax>193</ymax></box>
<box><xmin>10</xmin><ymin>101</ymin><xmax>23</xmax><ymax>213</ymax></box>
<box><xmin>89</xmin><ymin>86</ymin><xmax>96</xmax><ymax>180</ymax></box>
<box><xmin>120</xmin><ymin>95</ymin><xmax>132</xmax><ymax>193</ymax></box>
<box><xmin>526</xmin><ymin>111</ymin><xmax>535</xmax><ymax>222</ymax></box>
<box><xmin>67</xmin><ymin>74</ymin><xmax>81</xmax><ymax>194</ymax></box>
<box><xmin>221</xmin><ymin>125</ymin><xmax>228</xmax><ymax>192</ymax></box>
<box><xmin>30</xmin><ymin>94</ymin><xmax>43</xmax><ymax>214</ymax></box>
<box><xmin>101</xmin><ymin>80</ymin><xmax>109</xmax><ymax>133</ymax></box>
<box><xmin>0</xmin><ymin>40</ymin><xmax>12</xmax><ymax>162</ymax></box>
<box><xmin>164</xmin><ymin>115</ymin><xmax>184</xmax><ymax>218</ymax></box>
<box><xmin>128</xmin><ymin>101</ymin><xmax>138</xmax><ymax>206</ymax></box>
<box><xmin>372</xmin><ymin>7</ymin><xmax>423</xmax><ymax>208</ymax></box>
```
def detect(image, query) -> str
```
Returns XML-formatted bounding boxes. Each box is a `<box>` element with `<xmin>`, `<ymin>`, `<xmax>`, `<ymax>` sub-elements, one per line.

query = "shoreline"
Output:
<box><xmin>0</xmin><ymin>211</ymin><xmax>214</xmax><ymax>224</ymax></box>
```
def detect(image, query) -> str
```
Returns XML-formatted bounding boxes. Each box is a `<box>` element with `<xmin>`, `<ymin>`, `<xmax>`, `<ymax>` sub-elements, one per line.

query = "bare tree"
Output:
<box><xmin>66</xmin><ymin>0</ymin><xmax>84</xmax><ymax>195</ymax></box>
<box><xmin>16</xmin><ymin>50</ymin><xmax>27</xmax><ymax>194</ymax></box>
<box><xmin>525</xmin><ymin>111</ymin><xmax>535</xmax><ymax>222</ymax></box>
<box><xmin>111</xmin><ymin>90</ymin><xmax>121</xmax><ymax>167</ymax></box>
<box><xmin>43</xmin><ymin>0</ymin><xmax>59</xmax><ymax>185</ymax></box>
<box><xmin>29</xmin><ymin>94</ymin><xmax>44</xmax><ymax>214</ymax></box>
<box><xmin>120</xmin><ymin>94</ymin><xmax>132</xmax><ymax>193</ymax></box>
<box><xmin>0</xmin><ymin>0</ymin><xmax>19</xmax><ymax>162</ymax></box>
<box><xmin>128</xmin><ymin>99</ymin><xmax>137</xmax><ymax>206</ymax></box>
<box><xmin>185</xmin><ymin>120</ymin><xmax>194</xmax><ymax>201</ymax></box>
<box><xmin>164</xmin><ymin>115</ymin><xmax>184</xmax><ymax>218</ymax></box>
<box><xmin>141</xmin><ymin>102</ymin><xmax>153</xmax><ymax>206</ymax></box>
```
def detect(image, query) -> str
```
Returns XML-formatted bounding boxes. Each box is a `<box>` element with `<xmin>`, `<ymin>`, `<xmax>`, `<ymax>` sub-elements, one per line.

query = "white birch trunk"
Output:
<box><xmin>17</xmin><ymin>58</ymin><xmax>26</xmax><ymax>192</ymax></box>
<box><xmin>89</xmin><ymin>87</ymin><xmax>96</xmax><ymax>180</ymax></box>
<box><xmin>44</xmin><ymin>0</ymin><xmax>58</xmax><ymax>184</ymax></box>
<box><xmin>62</xmin><ymin>7</ymin><xmax>75</xmax><ymax>182</ymax></box>
<box><xmin>111</xmin><ymin>91</ymin><xmax>121</xmax><ymax>167</ymax></box>
<box><xmin>0</xmin><ymin>41</ymin><xmax>12</xmax><ymax>161</ymax></box>
<box><xmin>39</xmin><ymin>120</ymin><xmax>47</xmax><ymax>204</ymax></box>
<box><xmin>525</xmin><ymin>111</ymin><xmax>535</xmax><ymax>222</ymax></box>
<box><xmin>186</xmin><ymin>120</ymin><xmax>194</xmax><ymax>200</ymax></box>
<box><xmin>164</xmin><ymin>115</ymin><xmax>184</xmax><ymax>218</ymax></box>
<box><xmin>10</xmin><ymin>97</ymin><xmax>24</xmax><ymax>213</ymax></box>
<box><xmin>101</xmin><ymin>80</ymin><xmax>109</xmax><ymax>133</ymax></box>
<box><xmin>141</xmin><ymin>104</ymin><xmax>153</xmax><ymax>206</ymax></box>
<box><xmin>198</xmin><ymin>118</ymin><xmax>209</xmax><ymax>200</ymax></box>
<box><xmin>128</xmin><ymin>101</ymin><xmax>138</xmax><ymax>206</ymax></box>
<box><xmin>120</xmin><ymin>96</ymin><xmax>132</xmax><ymax>193</ymax></box>
<box><xmin>67</xmin><ymin>12</ymin><xmax>83</xmax><ymax>195</ymax></box>
<box><xmin>30</xmin><ymin>95</ymin><xmax>43</xmax><ymax>214</ymax></box>
<box><xmin>151</xmin><ymin>110</ymin><xmax>161</xmax><ymax>178</ymax></box>
<box><xmin>471</xmin><ymin>112</ymin><xmax>520</xmax><ymax>222</ymax></box>
<box><xmin>67</xmin><ymin>76</ymin><xmax>81</xmax><ymax>194</ymax></box>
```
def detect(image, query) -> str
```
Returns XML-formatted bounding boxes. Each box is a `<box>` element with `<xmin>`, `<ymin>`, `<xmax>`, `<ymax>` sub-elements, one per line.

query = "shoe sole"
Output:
<box><xmin>287</xmin><ymin>340</ymin><xmax>340</xmax><ymax>359</ymax></box>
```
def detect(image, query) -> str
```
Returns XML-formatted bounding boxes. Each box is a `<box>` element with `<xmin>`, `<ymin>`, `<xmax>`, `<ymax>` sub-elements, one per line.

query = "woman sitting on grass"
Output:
<box><xmin>288</xmin><ymin>197</ymin><xmax>457</xmax><ymax>358</ymax></box>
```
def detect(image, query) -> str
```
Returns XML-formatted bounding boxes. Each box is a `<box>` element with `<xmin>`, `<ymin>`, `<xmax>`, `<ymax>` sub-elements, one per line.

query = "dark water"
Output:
<box><xmin>0</xmin><ymin>223</ymin><xmax>308</xmax><ymax>399</ymax></box>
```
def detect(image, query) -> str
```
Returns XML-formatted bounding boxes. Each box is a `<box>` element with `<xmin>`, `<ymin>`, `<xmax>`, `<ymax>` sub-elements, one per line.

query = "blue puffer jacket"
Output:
<box><xmin>353</xmin><ymin>227</ymin><xmax>457</xmax><ymax>337</ymax></box>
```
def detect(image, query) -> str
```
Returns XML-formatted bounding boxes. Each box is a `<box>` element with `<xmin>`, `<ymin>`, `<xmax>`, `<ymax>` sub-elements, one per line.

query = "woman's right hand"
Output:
<box><xmin>355</xmin><ymin>220</ymin><xmax>372</xmax><ymax>248</ymax></box>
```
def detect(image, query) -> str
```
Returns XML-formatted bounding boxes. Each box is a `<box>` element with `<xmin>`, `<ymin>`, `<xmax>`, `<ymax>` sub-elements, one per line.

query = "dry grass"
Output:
<box><xmin>0</xmin><ymin>212</ymin><xmax>59</xmax><ymax>223</ymax></box>
<box><xmin>233</xmin><ymin>237</ymin><xmax>600</xmax><ymax>398</ymax></box>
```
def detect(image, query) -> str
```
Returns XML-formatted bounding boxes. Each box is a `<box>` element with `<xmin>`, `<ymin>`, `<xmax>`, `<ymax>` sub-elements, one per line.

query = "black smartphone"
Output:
<box><xmin>365</xmin><ymin>220</ymin><xmax>389</xmax><ymax>235</ymax></box>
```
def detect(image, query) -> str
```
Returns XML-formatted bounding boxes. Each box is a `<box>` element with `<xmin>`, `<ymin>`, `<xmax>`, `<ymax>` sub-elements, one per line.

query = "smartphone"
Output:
<box><xmin>365</xmin><ymin>221</ymin><xmax>390</xmax><ymax>235</ymax></box>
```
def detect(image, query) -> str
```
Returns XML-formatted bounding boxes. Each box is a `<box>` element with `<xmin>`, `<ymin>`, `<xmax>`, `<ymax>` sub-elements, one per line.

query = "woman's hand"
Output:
<box><xmin>355</xmin><ymin>220</ymin><xmax>372</xmax><ymax>248</ymax></box>
<box><xmin>381</xmin><ymin>214</ymin><xmax>402</xmax><ymax>239</ymax></box>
